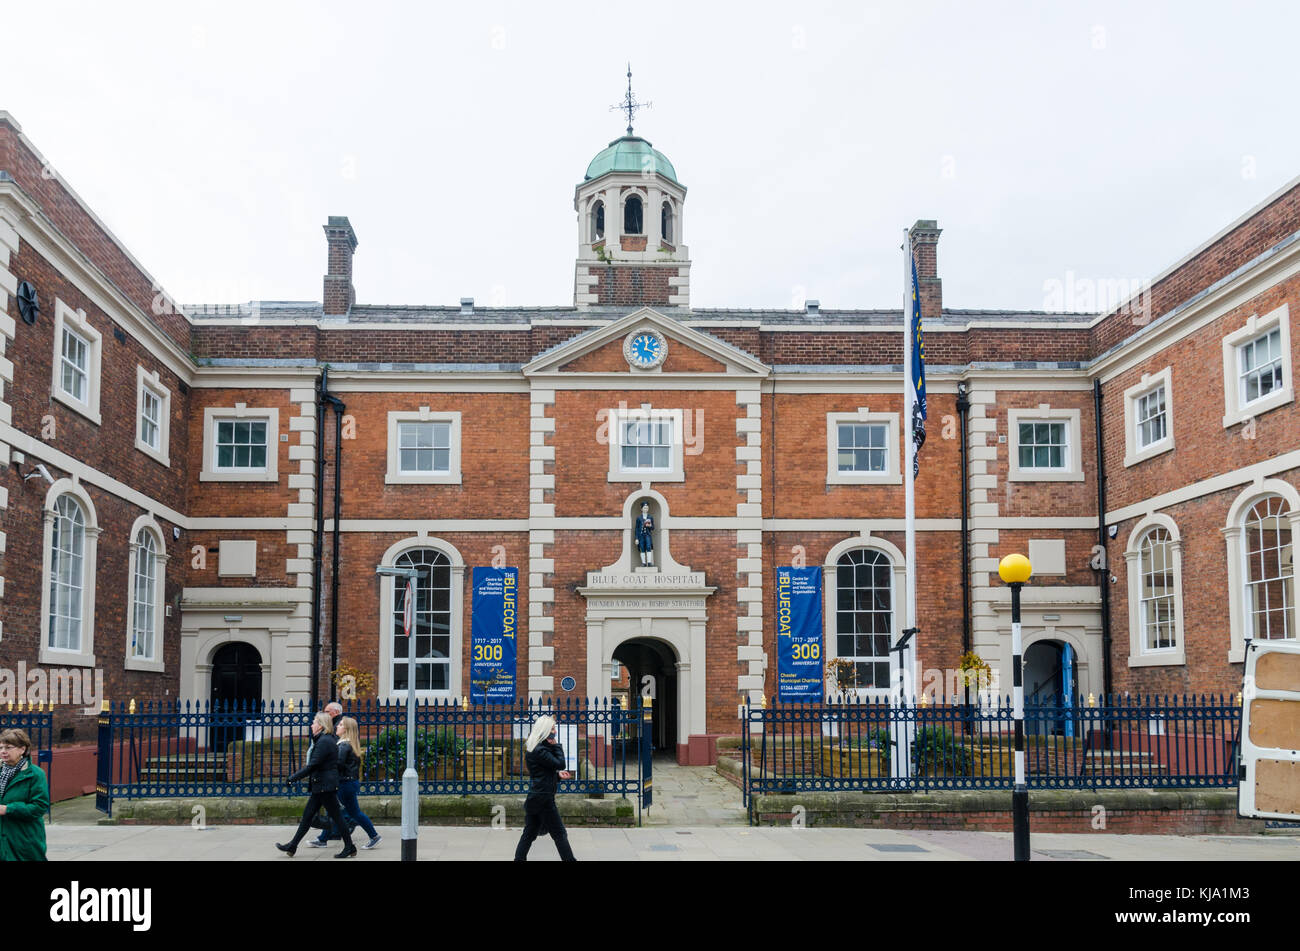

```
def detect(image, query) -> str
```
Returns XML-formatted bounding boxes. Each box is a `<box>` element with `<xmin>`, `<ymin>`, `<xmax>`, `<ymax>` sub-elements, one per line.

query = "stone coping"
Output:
<box><xmin>106</xmin><ymin>795</ymin><xmax>636</xmax><ymax>826</ymax></box>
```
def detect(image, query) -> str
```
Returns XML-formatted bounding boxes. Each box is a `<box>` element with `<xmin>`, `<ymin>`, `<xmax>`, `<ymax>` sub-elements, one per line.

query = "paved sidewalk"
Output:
<box><xmin>42</xmin><ymin>822</ymin><xmax>1300</xmax><ymax>861</ymax></box>
<box><xmin>643</xmin><ymin>759</ymin><xmax>747</xmax><ymax>826</ymax></box>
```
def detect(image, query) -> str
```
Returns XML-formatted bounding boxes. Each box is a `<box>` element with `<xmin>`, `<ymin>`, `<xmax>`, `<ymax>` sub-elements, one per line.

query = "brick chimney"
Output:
<box><xmin>909</xmin><ymin>219</ymin><xmax>942</xmax><ymax>322</ymax></box>
<box><xmin>323</xmin><ymin>216</ymin><xmax>358</xmax><ymax>316</ymax></box>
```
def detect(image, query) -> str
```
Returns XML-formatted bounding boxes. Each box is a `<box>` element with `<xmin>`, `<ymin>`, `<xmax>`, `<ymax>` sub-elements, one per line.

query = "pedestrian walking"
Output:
<box><xmin>513</xmin><ymin>714</ymin><xmax>576</xmax><ymax>862</ymax></box>
<box><xmin>277</xmin><ymin>712</ymin><xmax>356</xmax><ymax>858</ymax></box>
<box><xmin>0</xmin><ymin>729</ymin><xmax>49</xmax><ymax>862</ymax></box>
<box><xmin>311</xmin><ymin>716</ymin><xmax>381</xmax><ymax>850</ymax></box>
<box><xmin>307</xmin><ymin>701</ymin><xmax>349</xmax><ymax>836</ymax></box>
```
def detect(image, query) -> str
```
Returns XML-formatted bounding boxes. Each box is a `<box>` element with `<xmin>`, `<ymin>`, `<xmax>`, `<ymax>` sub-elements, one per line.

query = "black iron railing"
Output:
<box><xmin>741</xmin><ymin>694</ymin><xmax>1240</xmax><ymax>804</ymax></box>
<box><xmin>95</xmin><ymin>698</ymin><xmax>650</xmax><ymax>816</ymax></box>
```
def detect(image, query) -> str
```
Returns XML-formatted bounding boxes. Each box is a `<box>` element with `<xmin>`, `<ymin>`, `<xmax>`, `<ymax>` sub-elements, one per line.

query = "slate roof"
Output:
<box><xmin>185</xmin><ymin>302</ymin><xmax>1096</xmax><ymax>327</ymax></box>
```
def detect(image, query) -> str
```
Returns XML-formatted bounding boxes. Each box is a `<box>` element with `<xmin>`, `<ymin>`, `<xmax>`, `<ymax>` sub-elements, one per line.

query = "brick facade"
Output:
<box><xmin>1</xmin><ymin>111</ymin><xmax>1298</xmax><ymax>769</ymax></box>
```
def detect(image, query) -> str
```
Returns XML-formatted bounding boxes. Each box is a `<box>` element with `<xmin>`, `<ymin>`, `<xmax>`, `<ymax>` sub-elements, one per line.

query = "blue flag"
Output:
<box><xmin>909</xmin><ymin>257</ymin><xmax>927</xmax><ymax>477</ymax></box>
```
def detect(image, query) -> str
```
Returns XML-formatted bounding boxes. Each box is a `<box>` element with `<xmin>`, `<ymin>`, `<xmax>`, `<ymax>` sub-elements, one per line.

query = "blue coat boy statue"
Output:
<box><xmin>635</xmin><ymin>502</ymin><xmax>654</xmax><ymax>567</ymax></box>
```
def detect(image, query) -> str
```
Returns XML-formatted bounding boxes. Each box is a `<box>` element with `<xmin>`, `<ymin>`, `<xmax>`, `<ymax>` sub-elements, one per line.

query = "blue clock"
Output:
<box><xmin>623</xmin><ymin>329</ymin><xmax>667</xmax><ymax>370</ymax></box>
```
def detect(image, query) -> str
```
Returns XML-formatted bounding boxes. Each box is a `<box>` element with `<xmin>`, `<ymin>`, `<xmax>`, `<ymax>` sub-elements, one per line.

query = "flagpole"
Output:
<box><xmin>899</xmin><ymin>227</ymin><xmax>919</xmax><ymax>778</ymax></box>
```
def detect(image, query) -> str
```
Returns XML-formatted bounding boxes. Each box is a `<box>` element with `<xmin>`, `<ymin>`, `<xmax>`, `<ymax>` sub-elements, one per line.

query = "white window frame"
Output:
<box><xmin>822</xmin><ymin>536</ymin><xmax>908</xmax><ymax>700</ymax></box>
<box><xmin>200</xmin><ymin>404</ymin><xmax>280</xmax><ymax>482</ymax></box>
<box><xmin>50</xmin><ymin>298</ymin><xmax>103</xmax><ymax>425</ymax></box>
<box><xmin>385</xmin><ymin>408</ymin><xmax>463</xmax><ymax>485</ymax></box>
<box><xmin>376</xmin><ymin>537</ymin><xmax>466</xmax><ymax>701</ymax></box>
<box><xmin>607</xmin><ymin>405</ymin><xmax>685</xmax><ymax>482</ymax></box>
<box><xmin>135</xmin><ymin>366</ymin><xmax>171</xmax><ymax>467</ymax></box>
<box><xmin>1007</xmin><ymin>406</ymin><xmax>1084</xmax><ymax>482</ymax></box>
<box><xmin>1223</xmin><ymin>480</ymin><xmax>1300</xmax><ymax>663</ymax></box>
<box><xmin>1222</xmin><ymin>303</ymin><xmax>1293</xmax><ymax>429</ymax></box>
<box><xmin>1122</xmin><ymin>367</ymin><xmax>1175</xmax><ymax>467</ymax></box>
<box><xmin>38</xmin><ymin>478</ymin><xmax>99</xmax><ymax>668</ymax></box>
<box><xmin>1242</xmin><ymin>496</ymin><xmax>1296</xmax><ymax>643</ymax></box>
<box><xmin>825</xmin><ymin>409</ymin><xmax>901</xmax><ymax>486</ymax></box>
<box><xmin>125</xmin><ymin>515</ymin><xmax>168</xmax><ymax>673</ymax></box>
<box><xmin>1124</xmin><ymin>514</ymin><xmax>1185</xmax><ymax>667</ymax></box>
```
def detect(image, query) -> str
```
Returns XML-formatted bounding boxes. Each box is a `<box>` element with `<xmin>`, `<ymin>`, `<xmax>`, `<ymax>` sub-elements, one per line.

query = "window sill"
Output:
<box><xmin>125</xmin><ymin>656</ymin><xmax>166</xmax><ymax>674</ymax></box>
<box><xmin>39</xmin><ymin>646</ymin><xmax>96</xmax><ymax>668</ymax></box>
<box><xmin>200</xmin><ymin>470</ymin><xmax>279</xmax><ymax>483</ymax></box>
<box><xmin>1006</xmin><ymin>469</ymin><xmax>1085</xmax><ymax>483</ymax></box>
<box><xmin>1127</xmin><ymin>649</ymin><xmax>1185</xmax><ymax>668</ymax></box>
<box><xmin>607</xmin><ymin>469</ymin><xmax>684</xmax><ymax>483</ymax></box>
<box><xmin>826</xmin><ymin>471</ymin><xmax>901</xmax><ymax>486</ymax></box>
<box><xmin>51</xmin><ymin>389</ymin><xmax>102</xmax><ymax>426</ymax></box>
<box><xmin>385</xmin><ymin>470</ymin><xmax>463</xmax><ymax>485</ymax></box>
<box><xmin>1223</xmin><ymin>388</ymin><xmax>1294</xmax><ymax>429</ymax></box>
<box><xmin>135</xmin><ymin>441</ymin><xmax>170</xmax><ymax>468</ymax></box>
<box><xmin>1122</xmin><ymin>437</ymin><xmax>1174</xmax><ymax>469</ymax></box>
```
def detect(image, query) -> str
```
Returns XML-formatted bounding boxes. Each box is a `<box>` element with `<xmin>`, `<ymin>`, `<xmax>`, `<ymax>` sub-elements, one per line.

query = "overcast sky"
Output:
<box><xmin>7</xmin><ymin>1</ymin><xmax>1300</xmax><ymax>314</ymax></box>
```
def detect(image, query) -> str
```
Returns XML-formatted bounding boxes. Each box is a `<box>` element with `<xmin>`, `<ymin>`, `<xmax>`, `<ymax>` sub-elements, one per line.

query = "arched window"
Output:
<box><xmin>591</xmin><ymin>200</ymin><xmax>604</xmax><ymax>241</ymax></box>
<box><xmin>131</xmin><ymin>529</ymin><xmax>159</xmax><ymax>660</ymax></box>
<box><xmin>624</xmin><ymin>195</ymin><xmax>643</xmax><ymax>235</ymax></box>
<box><xmin>835</xmin><ymin>549</ymin><xmax>893</xmax><ymax>690</ymax></box>
<box><xmin>1244</xmin><ymin>496</ymin><xmax>1295</xmax><ymax>640</ymax></box>
<box><xmin>392</xmin><ymin>549</ymin><xmax>454</xmax><ymax>691</ymax></box>
<box><xmin>1138</xmin><ymin>528</ymin><xmax>1176</xmax><ymax>651</ymax></box>
<box><xmin>661</xmin><ymin>201</ymin><xmax>673</xmax><ymax>243</ymax></box>
<box><xmin>48</xmin><ymin>495</ymin><xmax>86</xmax><ymax>652</ymax></box>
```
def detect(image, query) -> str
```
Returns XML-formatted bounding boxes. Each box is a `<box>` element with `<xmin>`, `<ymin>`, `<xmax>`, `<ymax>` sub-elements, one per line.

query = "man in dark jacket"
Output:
<box><xmin>514</xmin><ymin>715</ymin><xmax>576</xmax><ymax>861</ymax></box>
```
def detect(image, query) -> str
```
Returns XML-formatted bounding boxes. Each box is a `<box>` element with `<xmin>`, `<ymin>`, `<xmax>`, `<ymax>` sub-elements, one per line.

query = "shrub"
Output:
<box><xmin>911</xmin><ymin>726</ymin><xmax>972</xmax><ymax>773</ymax></box>
<box><xmin>363</xmin><ymin>728</ymin><xmax>467</xmax><ymax>779</ymax></box>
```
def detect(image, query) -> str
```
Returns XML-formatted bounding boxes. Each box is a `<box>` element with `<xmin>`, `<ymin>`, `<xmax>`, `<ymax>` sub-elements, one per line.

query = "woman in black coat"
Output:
<box><xmin>277</xmin><ymin>712</ymin><xmax>356</xmax><ymax>858</ymax></box>
<box><xmin>513</xmin><ymin>715</ymin><xmax>576</xmax><ymax>861</ymax></box>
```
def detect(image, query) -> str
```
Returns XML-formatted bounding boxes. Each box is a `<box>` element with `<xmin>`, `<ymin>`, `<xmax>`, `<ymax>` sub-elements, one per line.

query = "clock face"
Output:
<box><xmin>624</xmin><ymin>330</ymin><xmax>667</xmax><ymax>369</ymax></box>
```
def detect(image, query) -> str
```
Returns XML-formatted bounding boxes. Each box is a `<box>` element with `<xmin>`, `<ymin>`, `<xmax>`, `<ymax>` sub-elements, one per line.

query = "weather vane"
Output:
<box><xmin>610</xmin><ymin>63</ymin><xmax>651</xmax><ymax>136</ymax></box>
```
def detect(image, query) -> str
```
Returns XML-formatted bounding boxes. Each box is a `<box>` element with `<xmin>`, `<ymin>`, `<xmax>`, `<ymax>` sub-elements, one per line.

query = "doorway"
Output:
<box><xmin>209</xmin><ymin>642</ymin><xmax>263</xmax><ymax>752</ymax></box>
<box><xmin>612</xmin><ymin>638</ymin><xmax>678</xmax><ymax>756</ymax></box>
<box><xmin>1023</xmin><ymin>640</ymin><xmax>1076</xmax><ymax>737</ymax></box>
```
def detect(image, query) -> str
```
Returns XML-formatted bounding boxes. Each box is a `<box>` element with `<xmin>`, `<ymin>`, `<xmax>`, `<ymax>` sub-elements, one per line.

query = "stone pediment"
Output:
<box><xmin>523</xmin><ymin>307</ymin><xmax>768</xmax><ymax>378</ymax></box>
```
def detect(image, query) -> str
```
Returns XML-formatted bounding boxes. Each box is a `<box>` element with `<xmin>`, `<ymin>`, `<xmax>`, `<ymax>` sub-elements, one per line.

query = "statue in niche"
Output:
<box><xmin>635</xmin><ymin>501</ymin><xmax>655</xmax><ymax>567</ymax></box>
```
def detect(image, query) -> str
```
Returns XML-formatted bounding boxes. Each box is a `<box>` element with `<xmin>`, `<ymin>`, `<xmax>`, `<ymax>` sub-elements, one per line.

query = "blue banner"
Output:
<box><xmin>776</xmin><ymin>566</ymin><xmax>823</xmax><ymax>701</ymax></box>
<box><xmin>471</xmin><ymin>567</ymin><xmax>518</xmax><ymax>703</ymax></box>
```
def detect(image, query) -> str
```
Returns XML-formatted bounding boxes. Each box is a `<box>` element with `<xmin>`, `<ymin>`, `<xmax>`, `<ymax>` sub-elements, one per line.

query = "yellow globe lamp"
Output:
<box><xmin>998</xmin><ymin>553</ymin><xmax>1033</xmax><ymax>585</ymax></box>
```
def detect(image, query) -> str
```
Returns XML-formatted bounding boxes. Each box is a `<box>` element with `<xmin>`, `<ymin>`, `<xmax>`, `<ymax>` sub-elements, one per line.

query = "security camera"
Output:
<box><xmin>23</xmin><ymin>464</ymin><xmax>54</xmax><ymax>484</ymax></box>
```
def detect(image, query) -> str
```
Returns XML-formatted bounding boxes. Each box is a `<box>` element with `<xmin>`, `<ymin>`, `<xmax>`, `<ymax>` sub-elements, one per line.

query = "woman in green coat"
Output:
<box><xmin>0</xmin><ymin>728</ymin><xmax>49</xmax><ymax>861</ymax></box>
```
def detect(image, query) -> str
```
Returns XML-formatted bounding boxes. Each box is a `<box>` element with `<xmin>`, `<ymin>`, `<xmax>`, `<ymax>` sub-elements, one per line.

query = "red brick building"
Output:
<box><xmin>0</xmin><ymin>111</ymin><xmax>1295</xmax><ymax>768</ymax></box>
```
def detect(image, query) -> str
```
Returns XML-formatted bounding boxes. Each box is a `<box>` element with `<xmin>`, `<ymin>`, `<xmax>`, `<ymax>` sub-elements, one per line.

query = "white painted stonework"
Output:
<box><xmin>578</xmin><ymin>492</ymin><xmax>716</xmax><ymax>743</ymax></box>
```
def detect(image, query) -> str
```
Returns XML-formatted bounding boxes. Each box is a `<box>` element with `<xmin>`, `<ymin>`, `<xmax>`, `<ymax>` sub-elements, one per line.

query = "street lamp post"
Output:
<box><xmin>376</xmin><ymin>563</ymin><xmax>427</xmax><ymax>862</ymax></box>
<box><xmin>998</xmin><ymin>552</ymin><xmax>1033</xmax><ymax>862</ymax></box>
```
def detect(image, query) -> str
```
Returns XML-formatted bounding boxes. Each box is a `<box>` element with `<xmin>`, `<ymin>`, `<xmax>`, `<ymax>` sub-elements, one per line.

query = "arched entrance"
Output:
<box><xmin>209</xmin><ymin>642</ymin><xmax>263</xmax><ymax>752</ymax></box>
<box><xmin>613</xmin><ymin>638</ymin><xmax>679</xmax><ymax>755</ymax></box>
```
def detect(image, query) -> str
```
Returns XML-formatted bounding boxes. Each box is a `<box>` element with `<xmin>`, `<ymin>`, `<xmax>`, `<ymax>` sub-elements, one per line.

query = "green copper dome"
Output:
<box><xmin>584</xmin><ymin>136</ymin><xmax>678</xmax><ymax>185</ymax></box>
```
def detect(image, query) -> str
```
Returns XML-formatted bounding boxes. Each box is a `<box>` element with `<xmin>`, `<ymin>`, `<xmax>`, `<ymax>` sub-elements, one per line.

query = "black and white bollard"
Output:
<box><xmin>998</xmin><ymin>553</ymin><xmax>1033</xmax><ymax>862</ymax></box>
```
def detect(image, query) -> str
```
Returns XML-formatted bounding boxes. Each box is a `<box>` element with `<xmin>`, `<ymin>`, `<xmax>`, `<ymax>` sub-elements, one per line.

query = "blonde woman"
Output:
<box><xmin>277</xmin><ymin>711</ymin><xmax>356</xmax><ymax>858</ymax></box>
<box><xmin>311</xmin><ymin>716</ymin><xmax>380</xmax><ymax>850</ymax></box>
<box><xmin>513</xmin><ymin>715</ymin><xmax>576</xmax><ymax>861</ymax></box>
